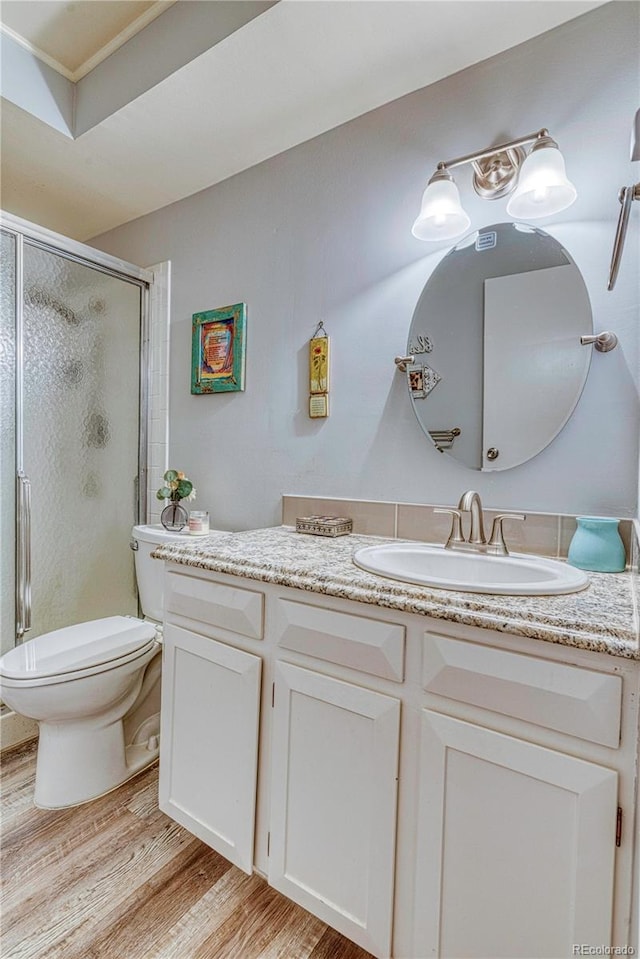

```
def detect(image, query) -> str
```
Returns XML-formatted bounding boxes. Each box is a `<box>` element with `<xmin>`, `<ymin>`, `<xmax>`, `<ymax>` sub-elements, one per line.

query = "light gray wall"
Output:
<box><xmin>0</xmin><ymin>32</ymin><xmax>74</xmax><ymax>137</ymax></box>
<box><xmin>92</xmin><ymin>3</ymin><xmax>640</xmax><ymax>530</ymax></box>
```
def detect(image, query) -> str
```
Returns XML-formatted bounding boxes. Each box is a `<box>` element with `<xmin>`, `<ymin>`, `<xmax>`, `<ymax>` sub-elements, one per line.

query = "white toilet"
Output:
<box><xmin>0</xmin><ymin>524</ymin><xmax>192</xmax><ymax>809</ymax></box>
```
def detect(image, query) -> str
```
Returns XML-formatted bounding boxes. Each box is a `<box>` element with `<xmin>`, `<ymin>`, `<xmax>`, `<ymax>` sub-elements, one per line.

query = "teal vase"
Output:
<box><xmin>567</xmin><ymin>517</ymin><xmax>626</xmax><ymax>573</ymax></box>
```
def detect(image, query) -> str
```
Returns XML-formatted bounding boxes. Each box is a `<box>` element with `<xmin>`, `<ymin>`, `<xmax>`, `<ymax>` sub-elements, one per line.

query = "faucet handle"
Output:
<box><xmin>487</xmin><ymin>513</ymin><xmax>526</xmax><ymax>555</ymax></box>
<box><xmin>434</xmin><ymin>508</ymin><xmax>465</xmax><ymax>549</ymax></box>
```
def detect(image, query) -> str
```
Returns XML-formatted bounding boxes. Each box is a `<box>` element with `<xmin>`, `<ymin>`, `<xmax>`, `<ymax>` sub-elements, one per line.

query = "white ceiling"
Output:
<box><xmin>0</xmin><ymin>1</ymin><xmax>173</xmax><ymax>79</ymax></box>
<box><xmin>0</xmin><ymin>0</ymin><xmax>605</xmax><ymax>242</ymax></box>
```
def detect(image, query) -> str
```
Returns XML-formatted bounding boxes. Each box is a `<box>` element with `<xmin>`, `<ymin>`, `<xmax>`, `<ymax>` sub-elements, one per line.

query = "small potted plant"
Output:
<box><xmin>156</xmin><ymin>469</ymin><xmax>196</xmax><ymax>531</ymax></box>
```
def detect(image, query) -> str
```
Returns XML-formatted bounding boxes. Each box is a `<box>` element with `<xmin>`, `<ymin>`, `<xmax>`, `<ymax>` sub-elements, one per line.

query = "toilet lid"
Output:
<box><xmin>0</xmin><ymin>616</ymin><xmax>158</xmax><ymax>680</ymax></box>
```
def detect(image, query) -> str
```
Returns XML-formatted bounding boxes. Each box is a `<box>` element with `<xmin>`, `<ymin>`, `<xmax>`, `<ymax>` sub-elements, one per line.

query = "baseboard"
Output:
<box><xmin>0</xmin><ymin>709</ymin><xmax>38</xmax><ymax>753</ymax></box>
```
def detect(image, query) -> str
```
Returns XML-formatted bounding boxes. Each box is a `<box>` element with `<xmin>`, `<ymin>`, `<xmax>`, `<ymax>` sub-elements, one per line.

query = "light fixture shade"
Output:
<box><xmin>506</xmin><ymin>143</ymin><xmax>577</xmax><ymax>219</ymax></box>
<box><xmin>411</xmin><ymin>176</ymin><xmax>471</xmax><ymax>241</ymax></box>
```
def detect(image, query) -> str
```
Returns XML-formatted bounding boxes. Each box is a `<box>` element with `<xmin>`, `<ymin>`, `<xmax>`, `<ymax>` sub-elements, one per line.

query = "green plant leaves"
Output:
<box><xmin>157</xmin><ymin>469</ymin><xmax>194</xmax><ymax>502</ymax></box>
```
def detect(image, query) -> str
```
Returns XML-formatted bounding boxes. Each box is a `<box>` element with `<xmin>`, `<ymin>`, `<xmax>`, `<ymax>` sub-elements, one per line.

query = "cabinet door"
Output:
<box><xmin>159</xmin><ymin>624</ymin><xmax>261</xmax><ymax>874</ymax></box>
<box><xmin>413</xmin><ymin>710</ymin><xmax>618</xmax><ymax>959</ymax></box>
<box><xmin>269</xmin><ymin>661</ymin><xmax>400</xmax><ymax>959</ymax></box>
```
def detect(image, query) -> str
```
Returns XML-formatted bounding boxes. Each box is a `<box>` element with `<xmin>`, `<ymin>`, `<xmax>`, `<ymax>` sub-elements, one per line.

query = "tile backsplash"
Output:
<box><xmin>282</xmin><ymin>495</ymin><xmax>637</xmax><ymax>566</ymax></box>
<box><xmin>283</xmin><ymin>496</ymin><xmax>396</xmax><ymax>537</ymax></box>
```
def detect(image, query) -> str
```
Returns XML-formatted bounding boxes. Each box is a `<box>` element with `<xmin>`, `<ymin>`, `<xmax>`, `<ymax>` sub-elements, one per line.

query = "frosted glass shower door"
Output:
<box><xmin>21</xmin><ymin>245</ymin><xmax>143</xmax><ymax>640</ymax></box>
<box><xmin>1</xmin><ymin>232</ymin><xmax>16</xmax><ymax>654</ymax></box>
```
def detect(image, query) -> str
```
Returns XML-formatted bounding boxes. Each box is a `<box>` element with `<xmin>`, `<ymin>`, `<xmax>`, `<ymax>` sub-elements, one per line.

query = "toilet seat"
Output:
<box><xmin>0</xmin><ymin>616</ymin><xmax>158</xmax><ymax>686</ymax></box>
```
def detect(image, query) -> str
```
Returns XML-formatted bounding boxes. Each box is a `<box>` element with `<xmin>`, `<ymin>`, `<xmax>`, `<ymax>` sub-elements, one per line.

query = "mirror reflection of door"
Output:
<box><xmin>483</xmin><ymin>264</ymin><xmax>589</xmax><ymax>470</ymax></box>
<box><xmin>407</xmin><ymin>223</ymin><xmax>592</xmax><ymax>471</ymax></box>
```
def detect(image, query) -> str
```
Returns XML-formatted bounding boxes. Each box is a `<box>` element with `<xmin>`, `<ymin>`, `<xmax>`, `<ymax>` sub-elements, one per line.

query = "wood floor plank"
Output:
<box><xmin>2</xmin><ymin>772</ymin><xmax>168</xmax><ymax>913</ymax></box>
<box><xmin>0</xmin><ymin>738</ymin><xmax>38</xmax><ymax>778</ymax></box>
<box><xmin>124</xmin><ymin>777</ymin><xmax>160</xmax><ymax>820</ymax></box>
<box><xmin>2</xmin><ymin>796</ymin><xmax>165</xmax><ymax>915</ymax></box>
<box><xmin>145</xmin><ymin>866</ymin><xmax>258</xmax><ymax>959</ymax></box>
<box><xmin>309</xmin><ymin>925</ymin><xmax>377</xmax><ymax>959</ymax></box>
<box><xmin>1</xmin><ymin>761</ymin><xmax>159</xmax><ymax>861</ymax></box>
<box><xmin>5</xmin><ymin>819</ymin><xmax>193</xmax><ymax>959</ymax></box>
<box><xmin>53</xmin><ymin>840</ymin><xmax>232</xmax><ymax>959</ymax></box>
<box><xmin>193</xmin><ymin>876</ymin><xmax>300</xmax><ymax>959</ymax></box>
<box><xmin>0</xmin><ymin>740</ymin><xmax>39</xmax><ymax>826</ymax></box>
<box><xmin>1</xmin><ymin>748</ymin><xmax>373</xmax><ymax>959</ymax></box>
<box><xmin>257</xmin><ymin>906</ymin><xmax>328</xmax><ymax>959</ymax></box>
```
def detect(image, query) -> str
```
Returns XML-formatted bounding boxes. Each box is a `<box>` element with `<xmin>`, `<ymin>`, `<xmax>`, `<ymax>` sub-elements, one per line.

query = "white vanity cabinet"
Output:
<box><xmin>158</xmin><ymin>570</ymin><xmax>265</xmax><ymax>874</ymax></box>
<box><xmin>269</xmin><ymin>595</ymin><xmax>406</xmax><ymax>953</ymax></box>
<box><xmin>268</xmin><ymin>661</ymin><xmax>400</xmax><ymax>956</ymax></box>
<box><xmin>158</xmin><ymin>562</ymin><xmax>639</xmax><ymax>959</ymax></box>
<box><xmin>413</xmin><ymin>711</ymin><xmax>618</xmax><ymax>958</ymax></box>
<box><xmin>411</xmin><ymin>623</ymin><xmax>632</xmax><ymax>959</ymax></box>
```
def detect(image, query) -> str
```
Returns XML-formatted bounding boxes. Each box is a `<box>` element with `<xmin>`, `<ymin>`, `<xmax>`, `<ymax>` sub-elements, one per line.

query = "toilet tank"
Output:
<box><xmin>132</xmin><ymin>524</ymin><xmax>193</xmax><ymax>622</ymax></box>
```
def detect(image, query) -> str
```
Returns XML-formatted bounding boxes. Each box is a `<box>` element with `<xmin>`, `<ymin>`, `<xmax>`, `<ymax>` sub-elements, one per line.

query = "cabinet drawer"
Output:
<box><xmin>274</xmin><ymin>598</ymin><xmax>405</xmax><ymax>682</ymax></box>
<box><xmin>165</xmin><ymin>569</ymin><xmax>264</xmax><ymax>639</ymax></box>
<box><xmin>422</xmin><ymin>632</ymin><xmax>621</xmax><ymax>748</ymax></box>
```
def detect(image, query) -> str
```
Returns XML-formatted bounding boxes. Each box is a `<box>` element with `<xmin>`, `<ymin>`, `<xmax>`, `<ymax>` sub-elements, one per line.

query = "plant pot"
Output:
<box><xmin>161</xmin><ymin>500</ymin><xmax>188</xmax><ymax>532</ymax></box>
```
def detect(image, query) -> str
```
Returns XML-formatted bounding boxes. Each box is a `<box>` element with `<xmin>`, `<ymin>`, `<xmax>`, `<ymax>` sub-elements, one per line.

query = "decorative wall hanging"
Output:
<box><xmin>421</xmin><ymin>364</ymin><xmax>442</xmax><ymax>396</ymax></box>
<box><xmin>408</xmin><ymin>366</ymin><xmax>426</xmax><ymax>398</ymax></box>
<box><xmin>308</xmin><ymin>321</ymin><xmax>330</xmax><ymax>418</ymax></box>
<box><xmin>408</xmin><ymin>333</ymin><xmax>434</xmax><ymax>355</ymax></box>
<box><xmin>191</xmin><ymin>302</ymin><xmax>246</xmax><ymax>394</ymax></box>
<box><xmin>408</xmin><ymin>363</ymin><xmax>441</xmax><ymax>399</ymax></box>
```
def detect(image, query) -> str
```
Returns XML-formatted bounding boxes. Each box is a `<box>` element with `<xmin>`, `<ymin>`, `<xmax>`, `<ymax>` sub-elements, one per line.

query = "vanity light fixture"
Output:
<box><xmin>412</xmin><ymin>129</ymin><xmax>577</xmax><ymax>241</ymax></box>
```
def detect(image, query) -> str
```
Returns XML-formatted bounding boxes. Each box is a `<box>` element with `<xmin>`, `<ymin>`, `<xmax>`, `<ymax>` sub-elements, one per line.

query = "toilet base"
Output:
<box><xmin>34</xmin><ymin>712</ymin><xmax>161</xmax><ymax>809</ymax></box>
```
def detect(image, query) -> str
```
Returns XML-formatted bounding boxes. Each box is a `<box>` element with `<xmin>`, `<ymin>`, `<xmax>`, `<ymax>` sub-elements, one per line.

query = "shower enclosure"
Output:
<box><xmin>1</xmin><ymin>216</ymin><xmax>153</xmax><ymax>657</ymax></box>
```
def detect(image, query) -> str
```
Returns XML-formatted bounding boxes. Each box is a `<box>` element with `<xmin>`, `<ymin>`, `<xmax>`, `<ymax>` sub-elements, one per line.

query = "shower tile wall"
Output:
<box><xmin>147</xmin><ymin>262</ymin><xmax>170</xmax><ymax>525</ymax></box>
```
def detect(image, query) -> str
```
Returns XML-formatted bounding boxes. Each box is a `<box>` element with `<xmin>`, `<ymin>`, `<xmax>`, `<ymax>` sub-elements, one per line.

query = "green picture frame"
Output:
<box><xmin>191</xmin><ymin>302</ymin><xmax>246</xmax><ymax>394</ymax></box>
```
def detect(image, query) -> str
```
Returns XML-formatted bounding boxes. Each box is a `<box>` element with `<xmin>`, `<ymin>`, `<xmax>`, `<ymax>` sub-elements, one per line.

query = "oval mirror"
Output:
<box><xmin>406</xmin><ymin>222</ymin><xmax>592</xmax><ymax>470</ymax></box>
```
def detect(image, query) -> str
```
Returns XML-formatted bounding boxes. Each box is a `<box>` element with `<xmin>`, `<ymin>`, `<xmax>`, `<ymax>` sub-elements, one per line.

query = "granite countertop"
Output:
<box><xmin>153</xmin><ymin>526</ymin><xmax>640</xmax><ymax>661</ymax></box>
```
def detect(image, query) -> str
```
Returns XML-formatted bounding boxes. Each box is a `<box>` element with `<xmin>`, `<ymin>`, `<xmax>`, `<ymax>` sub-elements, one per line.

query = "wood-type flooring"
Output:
<box><xmin>1</xmin><ymin>739</ymin><xmax>374</xmax><ymax>959</ymax></box>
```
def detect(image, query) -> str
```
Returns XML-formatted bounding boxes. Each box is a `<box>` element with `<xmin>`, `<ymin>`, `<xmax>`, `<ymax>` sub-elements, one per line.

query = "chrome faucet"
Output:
<box><xmin>435</xmin><ymin>490</ymin><xmax>526</xmax><ymax>556</ymax></box>
<box><xmin>458</xmin><ymin>489</ymin><xmax>486</xmax><ymax>545</ymax></box>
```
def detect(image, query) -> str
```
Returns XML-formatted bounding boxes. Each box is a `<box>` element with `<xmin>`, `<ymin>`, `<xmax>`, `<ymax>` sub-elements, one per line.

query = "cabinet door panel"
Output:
<box><xmin>159</xmin><ymin>624</ymin><xmax>261</xmax><ymax>873</ymax></box>
<box><xmin>413</xmin><ymin>710</ymin><xmax>617</xmax><ymax>959</ymax></box>
<box><xmin>269</xmin><ymin>661</ymin><xmax>400</xmax><ymax>959</ymax></box>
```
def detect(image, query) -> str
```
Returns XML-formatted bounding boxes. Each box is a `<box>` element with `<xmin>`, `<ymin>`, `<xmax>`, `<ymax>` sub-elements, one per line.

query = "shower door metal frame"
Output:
<box><xmin>1</xmin><ymin>211</ymin><xmax>154</xmax><ymax>642</ymax></box>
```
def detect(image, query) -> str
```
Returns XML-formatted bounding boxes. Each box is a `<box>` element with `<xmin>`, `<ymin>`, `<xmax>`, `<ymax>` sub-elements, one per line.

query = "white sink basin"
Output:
<box><xmin>352</xmin><ymin>543</ymin><xmax>589</xmax><ymax>596</ymax></box>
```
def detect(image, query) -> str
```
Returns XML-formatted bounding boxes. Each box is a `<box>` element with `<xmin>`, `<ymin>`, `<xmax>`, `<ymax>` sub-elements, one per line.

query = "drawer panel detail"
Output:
<box><xmin>275</xmin><ymin>598</ymin><xmax>404</xmax><ymax>682</ymax></box>
<box><xmin>166</xmin><ymin>570</ymin><xmax>264</xmax><ymax>639</ymax></box>
<box><xmin>422</xmin><ymin>633</ymin><xmax>621</xmax><ymax>747</ymax></box>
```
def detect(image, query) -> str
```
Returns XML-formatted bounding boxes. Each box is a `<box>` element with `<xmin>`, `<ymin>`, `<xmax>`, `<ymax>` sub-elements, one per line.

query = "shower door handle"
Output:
<box><xmin>16</xmin><ymin>471</ymin><xmax>32</xmax><ymax>638</ymax></box>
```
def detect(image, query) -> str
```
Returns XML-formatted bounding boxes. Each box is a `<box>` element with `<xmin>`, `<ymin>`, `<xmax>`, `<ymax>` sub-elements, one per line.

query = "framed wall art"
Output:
<box><xmin>191</xmin><ymin>302</ymin><xmax>246</xmax><ymax>394</ymax></box>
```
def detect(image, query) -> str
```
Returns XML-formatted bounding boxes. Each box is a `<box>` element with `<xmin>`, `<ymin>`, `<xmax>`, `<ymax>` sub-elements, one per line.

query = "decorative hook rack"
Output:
<box><xmin>395</xmin><ymin>330</ymin><xmax>617</xmax><ymax>375</ymax></box>
<box><xmin>429</xmin><ymin>428</ymin><xmax>461</xmax><ymax>450</ymax></box>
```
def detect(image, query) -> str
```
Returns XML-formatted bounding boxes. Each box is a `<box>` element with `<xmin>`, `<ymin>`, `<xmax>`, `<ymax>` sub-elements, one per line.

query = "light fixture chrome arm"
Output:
<box><xmin>435</xmin><ymin>129</ymin><xmax>549</xmax><ymax>173</ymax></box>
<box><xmin>412</xmin><ymin>127</ymin><xmax>576</xmax><ymax>241</ymax></box>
